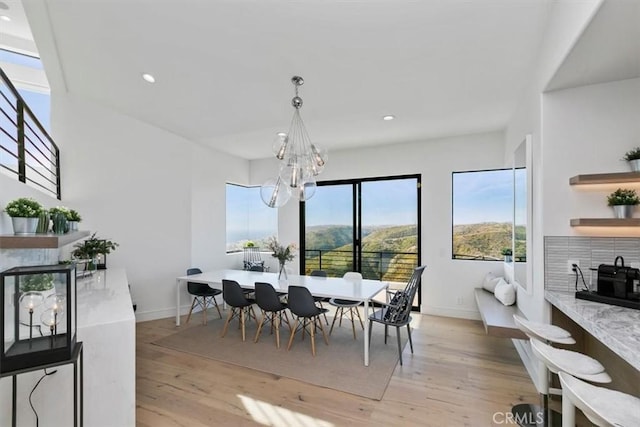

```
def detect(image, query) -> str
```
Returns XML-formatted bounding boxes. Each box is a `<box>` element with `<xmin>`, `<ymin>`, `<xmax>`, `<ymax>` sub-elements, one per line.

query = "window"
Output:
<box><xmin>226</xmin><ymin>183</ymin><xmax>278</xmax><ymax>253</ymax></box>
<box><xmin>452</xmin><ymin>169</ymin><xmax>513</xmax><ymax>261</ymax></box>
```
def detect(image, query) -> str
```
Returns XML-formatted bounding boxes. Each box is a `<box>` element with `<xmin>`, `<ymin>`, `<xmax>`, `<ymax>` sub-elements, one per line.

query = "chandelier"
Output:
<box><xmin>260</xmin><ymin>76</ymin><xmax>327</xmax><ymax>208</ymax></box>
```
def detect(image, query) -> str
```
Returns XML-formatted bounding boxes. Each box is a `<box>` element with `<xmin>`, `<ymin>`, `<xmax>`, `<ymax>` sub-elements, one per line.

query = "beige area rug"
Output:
<box><xmin>152</xmin><ymin>313</ymin><xmax>408</xmax><ymax>400</ymax></box>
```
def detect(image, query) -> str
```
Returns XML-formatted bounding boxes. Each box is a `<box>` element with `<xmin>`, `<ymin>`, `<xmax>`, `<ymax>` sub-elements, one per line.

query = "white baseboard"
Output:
<box><xmin>135</xmin><ymin>305</ymin><xmax>192</xmax><ymax>323</ymax></box>
<box><xmin>512</xmin><ymin>338</ymin><xmax>543</xmax><ymax>393</ymax></box>
<box><xmin>422</xmin><ymin>305</ymin><xmax>481</xmax><ymax>320</ymax></box>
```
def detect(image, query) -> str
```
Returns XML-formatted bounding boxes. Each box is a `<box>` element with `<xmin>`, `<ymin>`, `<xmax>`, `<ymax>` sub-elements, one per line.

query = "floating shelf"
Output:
<box><xmin>569</xmin><ymin>172</ymin><xmax>640</xmax><ymax>185</ymax></box>
<box><xmin>570</xmin><ymin>218</ymin><xmax>640</xmax><ymax>227</ymax></box>
<box><xmin>0</xmin><ymin>230</ymin><xmax>90</xmax><ymax>249</ymax></box>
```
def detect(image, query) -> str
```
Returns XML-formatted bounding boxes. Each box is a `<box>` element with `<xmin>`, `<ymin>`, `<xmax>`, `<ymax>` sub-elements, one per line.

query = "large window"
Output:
<box><xmin>226</xmin><ymin>183</ymin><xmax>277</xmax><ymax>253</ymax></box>
<box><xmin>452</xmin><ymin>169</ymin><xmax>513</xmax><ymax>261</ymax></box>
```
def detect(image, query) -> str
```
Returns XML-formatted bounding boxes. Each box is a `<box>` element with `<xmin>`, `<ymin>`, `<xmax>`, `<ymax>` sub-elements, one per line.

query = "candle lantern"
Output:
<box><xmin>1</xmin><ymin>264</ymin><xmax>77</xmax><ymax>374</ymax></box>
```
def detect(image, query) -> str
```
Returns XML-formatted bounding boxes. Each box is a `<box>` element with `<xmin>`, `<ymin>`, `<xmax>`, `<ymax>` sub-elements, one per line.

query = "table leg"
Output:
<box><xmin>364</xmin><ymin>298</ymin><xmax>370</xmax><ymax>366</ymax></box>
<box><xmin>176</xmin><ymin>279</ymin><xmax>181</xmax><ymax>326</ymax></box>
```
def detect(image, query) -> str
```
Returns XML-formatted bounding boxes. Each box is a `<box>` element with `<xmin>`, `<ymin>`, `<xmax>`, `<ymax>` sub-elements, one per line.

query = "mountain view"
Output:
<box><xmin>453</xmin><ymin>221</ymin><xmax>524</xmax><ymax>260</ymax></box>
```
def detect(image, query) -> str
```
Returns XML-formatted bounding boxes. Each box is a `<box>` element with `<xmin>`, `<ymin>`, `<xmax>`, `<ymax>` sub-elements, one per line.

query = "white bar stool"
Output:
<box><xmin>512</xmin><ymin>315</ymin><xmax>577</xmax><ymax>426</ymax></box>
<box><xmin>558</xmin><ymin>371</ymin><xmax>640</xmax><ymax>427</ymax></box>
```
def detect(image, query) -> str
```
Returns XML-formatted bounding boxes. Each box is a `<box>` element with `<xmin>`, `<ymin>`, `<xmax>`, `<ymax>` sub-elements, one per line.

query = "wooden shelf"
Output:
<box><xmin>570</xmin><ymin>218</ymin><xmax>640</xmax><ymax>227</ymax></box>
<box><xmin>569</xmin><ymin>172</ymin><xmax>640</xmax><ymax>185</ymax></box>
<box><xmin>0</xmin><ymin>230</ymin><xmax>90</xmax><ymax>249</ymax></box>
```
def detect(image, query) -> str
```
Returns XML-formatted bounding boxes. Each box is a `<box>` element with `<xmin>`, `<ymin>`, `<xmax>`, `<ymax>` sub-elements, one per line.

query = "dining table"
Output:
<box><xmin>175</xmin><ymin>269</ymin><xmax>389</xmax><ymax>366</ymax></box>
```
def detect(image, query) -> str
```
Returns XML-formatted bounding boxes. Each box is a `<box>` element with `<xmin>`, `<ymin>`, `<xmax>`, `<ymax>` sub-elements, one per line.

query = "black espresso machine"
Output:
<box><xmin>576</xmin><ymin>256</ymin><xmax>640</xmax><ymax>309</ymax></box>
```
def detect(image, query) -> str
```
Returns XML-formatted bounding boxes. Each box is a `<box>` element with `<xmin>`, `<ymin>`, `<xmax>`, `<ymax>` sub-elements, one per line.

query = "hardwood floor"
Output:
<box><xmin>136</xmin><ymin>313</ymin><xmax>538</xmax><ymax>426</ymax></box>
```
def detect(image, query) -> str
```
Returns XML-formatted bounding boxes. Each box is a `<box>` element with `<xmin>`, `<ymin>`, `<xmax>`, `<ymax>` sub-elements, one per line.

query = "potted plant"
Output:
<box><xmin>607</xmin><ymin>188</ymin><xmax>640</xmax><ymax>218</ymax></box>
<box><xmin>49</xmin><ymin>206</ymin><xmax>70</xmax><ymax>234</ymax></box>
<box><xmin>4</xmin><ymin>197</ymin><xmax>44</xmax><ymax>235</ymax></box>
<box><xmin>67</xmin><ymin>209</ymin><xmax>82</xmax><ymax>231</ymax></box>
<box><xmin>623</xmin><ymin>147</ymin><xmax>640</xmax><ymax>172</ymax></box>
<box><xmin>71</xmin><ymin>232</ymin><xmax>119</xmax><ymax>270</ymax></box>
<box><xmin>501</xmin><ymin>248</ymin><xmax>513</xmax><ymax>263</ymax></box>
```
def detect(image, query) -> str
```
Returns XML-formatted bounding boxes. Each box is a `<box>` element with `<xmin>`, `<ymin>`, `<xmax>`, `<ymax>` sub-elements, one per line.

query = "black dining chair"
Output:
<box><xmin>310</xmin><ymin>270</ymin><xmax>329</xmax><ymax>325</ymax></box>
<box><xmin>185</xmin><ymin>267</ymin><xmax>222</xmax><ymax>325</ymax></box>
<box><xmin>254</xmin><ymin>282</ymin><xmax>291</xmax><ymax>348</ymax></box>
<box><xmin>287</xmin><ymin>286</ymin><xmax>329</xmax><ymax>356</ymax></box>
<box><xmin>329</xmin><ymin>272</ymin><xmax>365</xmax><ymax>339</ymax></box>
<box><xmin>221</xmin><ymin>279</ymin><xmax>257</xmax><ymax>341</ymax></box>
<box><xmin>368</xmin><ymin>265</ymin><xmax>426</xmax><ymax>365</ymax></box>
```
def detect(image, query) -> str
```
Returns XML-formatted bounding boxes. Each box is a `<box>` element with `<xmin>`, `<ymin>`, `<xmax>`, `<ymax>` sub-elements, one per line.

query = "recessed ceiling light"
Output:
<box><xmin>142</xmin><ymin>73</ymin><xmax>155</xmax><ymax>83</ymax></box>
<box><xmin>383</xmin><ymin>115</ymin><xmax>395</xmax><ymax>121</ymax></box>
<box><xmin>0</xmin><ymin>15</ymin><xmax>11</xmax><ymax>22</ymax></box>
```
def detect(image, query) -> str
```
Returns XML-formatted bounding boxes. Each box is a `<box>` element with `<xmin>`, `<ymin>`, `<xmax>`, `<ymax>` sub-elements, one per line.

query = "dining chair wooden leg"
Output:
<box><xmin>406</xmin><ymin>324</ymin><xmax>414</xmax><ymax>353</ymax></box>
<box><xmin>202</xmin><ymin>297</ymin><xmax>207</xmax><ymax>325</ymax></box>
<box><xmin>354</xmin><ymin>306</ymin><xmax>364</xmax><ymax>329</ymax></box>
<box><xmin>275</xmin><ymin>314</ymin><xmax>280</xmax><ymax>348</ymax></box>
<box><xmin>254</xmin><ymin>310</ymin><xmax>266</xmax><ymax>343</ymax></box>
<box><xmin>212</xmin><ymin>296</ymin><xmax>222</xmax><ymax>319</ymax></box>
<box><xmin>310</xmin><ymin>317</ymin><xmax>316</xmax><ymax>356</ymax></box>
<box><xmin>349</xmin><ymin>308</ymin><xmax>357</xmax><ymax>339</ymax></box>
<box><xmin>287</xmin><ymin>318</ymin><xmax>300</xmax><ymax>351</ymax></box>
<box><xmin>221</xmin><ymin>307</ymin><xmax>235</xmax><ymax>338</ymax></box>
<box><xmin>367</xmin><ymin>319</ymin><xmax>373</xmax><ymax>349</ymax></box>
<box><xmin>317</xmin><ymin>316</ymin><xmax>329</xmax><ymax>346</ymax></box>
<box><xmin>186</xmin><ymin>297</ymin><xmax>198</xmax><ymax>324</ymax></box>
<box><xmin>384</xmin><ymin>324</ymin><xmax>389</xmax><ymax>344</ymax></box>
<box><xmin>240</xmin><ymin>308</ymin><xmax>246</xmax><ymax>341</ymax></box>
<box><xmin>329</xmin><ymin>306</ymin><xmax>341</xmax><ymax>335</ymax></box>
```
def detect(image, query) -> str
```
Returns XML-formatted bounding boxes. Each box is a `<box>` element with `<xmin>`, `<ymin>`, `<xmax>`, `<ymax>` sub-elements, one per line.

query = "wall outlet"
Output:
<box><xmin>568</xmin><ymin>260</ymin><xmax>580</xmax><ymax>274</ymax></box>
<box><xmin>456</xmin><ymin>296</ymin><xmax>464</xmax><ymax>305</ymax></box>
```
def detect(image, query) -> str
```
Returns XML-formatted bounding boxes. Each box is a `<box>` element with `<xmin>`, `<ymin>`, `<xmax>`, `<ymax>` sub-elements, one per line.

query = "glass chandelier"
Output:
<box><xmin>260</xmin><ymin>76</ymin><xmax>327</xmax><ymax>208</ymax></box>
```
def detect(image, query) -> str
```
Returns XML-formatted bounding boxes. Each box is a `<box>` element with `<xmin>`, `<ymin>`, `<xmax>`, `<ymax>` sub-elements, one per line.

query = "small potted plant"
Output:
<box><xmin>49</xmin><ymin>206</ymin><xmax>70</xmax><ymax>234</ymax></box>
<box><xmin>72</xmin><ymin>232</ymin><xmax>119</xmax><ymax>270</ymax></box>
<box><xmin>501</xmin><ymin>248</ymin><xmax>513</xmax><ymax>263</ymax></box>
<box><xmin>607</xmin><ymin>188</ymin><xmax>640</xmax><ymax>218</ymax></box>
<box><xmin>623</xmin><ymin>147</ymin><xmax>640</xmax><ymax>172</ymax></box>
<box><xmin>67</xmin><ymin>209</ymin><xmax>82</xmax><ymax>231</ymax></box>
<box><xmin>4</xmin><ymin>197</ymin><xmax>44</xmax><ymax>235</ymax></box>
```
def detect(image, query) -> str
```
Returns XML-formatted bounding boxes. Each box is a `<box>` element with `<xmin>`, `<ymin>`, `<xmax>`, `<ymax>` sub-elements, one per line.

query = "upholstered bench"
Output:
<box><xmin>474</xmin><ymin>288</ymin><xmax>527</xmax><ymax>339</ymax></box>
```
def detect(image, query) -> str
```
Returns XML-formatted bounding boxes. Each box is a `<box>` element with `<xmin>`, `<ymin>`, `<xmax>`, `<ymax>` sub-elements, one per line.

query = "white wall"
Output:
<box><xmin>504</xmin><ymin>0</ymin><xmax>603</xmax><ymax>321</ymax></box>
<box><xmin>252</xmin><ymin>131</ymin><xmax>508</xmax><ymax>319</ymax></box>
<box><xmin>542</xmin><ymin>78</ymin><xmax>640</xmax><ymax>235</ymax></box>
<box><xmin>51</xmin><ymin>93</ymin><xmax>249</xmax><ymax>321</ymax></box>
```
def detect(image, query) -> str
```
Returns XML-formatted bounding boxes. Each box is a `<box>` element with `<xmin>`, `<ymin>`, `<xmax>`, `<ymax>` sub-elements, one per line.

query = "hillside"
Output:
<box><xmin>453</xmin><ymin>222</ymin><xmax>524</xmax><ymax>260</ymax></box>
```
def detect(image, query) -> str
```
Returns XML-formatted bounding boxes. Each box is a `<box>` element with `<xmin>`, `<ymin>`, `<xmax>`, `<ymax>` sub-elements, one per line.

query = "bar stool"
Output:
<box><xmin>512</xmin><ymin>315</ymin><xmax>577</xmax><ymax>426</ymax></box>
<box><xmin>558</xmin><ymin>371</ymin><xmax>640</xmax><ymax>427</ymax></box>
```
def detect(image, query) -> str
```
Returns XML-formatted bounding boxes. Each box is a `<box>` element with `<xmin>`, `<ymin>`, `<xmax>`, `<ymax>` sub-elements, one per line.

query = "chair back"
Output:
<box><xmin>186</xmin><ymin>268</ymin><xmax>208</xmax><ymax>294</ymax></box>
<box><xmin>287</xmin><ymin>286</ymin><xmax>322</xmax><ymax>318</ymax></box>
<box><xmin>310</xmin><ymin>270</ymin><xmax>327</xmax><ymax>277</ymax></box>
<box><xmin>254</xmin><ymin>282</ymin><xmax>284</xmax><ymax>312</ymax></box>
<box><xmin>343</xmin><ymin>271</ymin><xmax>362</xmax><ymax>281</ymax></box>
<box><xmin>222</xmin><ymin>279</ymin><xmax>251</xmax><ymax>307</ymax></box>
<box><xmin>384</xmin><ymin>265</ymin><xmax>426</xmax><ymax>324</ymax></box>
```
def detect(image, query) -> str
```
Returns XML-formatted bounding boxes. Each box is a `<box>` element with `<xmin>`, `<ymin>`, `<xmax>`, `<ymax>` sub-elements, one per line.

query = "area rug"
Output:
<box><xmin>151</xmin><ymin>315</ymin><xmax>407</xmax><ymax>400</ymax></box>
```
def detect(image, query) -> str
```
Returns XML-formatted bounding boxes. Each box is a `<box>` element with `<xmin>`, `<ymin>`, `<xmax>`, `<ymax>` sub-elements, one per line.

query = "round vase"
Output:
<box><xmin>613</xmin><ymin>205</ymin><xmax>635</xmax><ymax>219</ymax></box>
<box><xmin>278</xmin><ymin>262</ymin><xmax>288</xmax><ymax>280</ymax></box>
<box><xmin>11</xmin><ymin>217</ymin><xmax>39</xmax><ymax>235</ymax></box>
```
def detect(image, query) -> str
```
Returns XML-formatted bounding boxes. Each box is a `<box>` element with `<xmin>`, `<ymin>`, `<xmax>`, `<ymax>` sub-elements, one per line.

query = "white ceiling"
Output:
<box><xmin>7</xmin><ymin>0</ymin><xmax>555</xmax><ymax>160</ymax></box>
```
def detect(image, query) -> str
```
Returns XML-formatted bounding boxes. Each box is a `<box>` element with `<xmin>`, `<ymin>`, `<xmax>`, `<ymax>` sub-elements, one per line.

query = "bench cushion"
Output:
<box><xmin>474</xmin><ymin>288</ymin><xmax>527</xmax><ymax>339</ymax></box>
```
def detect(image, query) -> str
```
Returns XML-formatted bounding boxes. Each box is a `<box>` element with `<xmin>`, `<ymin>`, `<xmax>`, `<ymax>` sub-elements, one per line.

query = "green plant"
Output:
<box><xmin>245</xmin><ymin>241</ymin><xmax>255</xmax><ymax>247</ymax></box>
<box><xmin>72</xmin><ymin>232</ymin><xmax>119</xmax><ymax>259</ymax></box>
<box><xmin>607</xmin><ymin>188</ymin><xmax>640</xmax><ymax>206</ymax></box>
<box><xmin>623</xmin><ymin>147</ymin><xmax>640</xmax><ymax>161</ymax></box>
<box><xmin>266</xmin><ymin>236</ymin><xmax>296</xmax><ymax>263</ymax></box>
<box><xmin>501</xmin><ymin>248</ymin><xmax>513</xmax><ymax>256</ymax></box>
<box><xmin>67</xmin><ymin>209</ymin><xmax>82</xmax><ymax>222</ymax></box>
<box><xmin>49</xmin><ymin>206</ymin><xmax>70</xmax><ymax>219</ymax></box>
<box><xmin>4</xmin><ymin>198</ymin><xmax>43</xmax><ymax>218</ymax></box>
<box><xmin>19</xmin><ymin>273</ymin><xmax>54</xmax><ymax>292</ymax></box>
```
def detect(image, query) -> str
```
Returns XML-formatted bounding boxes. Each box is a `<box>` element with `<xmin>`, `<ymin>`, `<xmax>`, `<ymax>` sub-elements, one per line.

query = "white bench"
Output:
<box><xmin>474</xmin><ymin>288</ymin><xmax>527</xmax><ymax>340</ymax></box>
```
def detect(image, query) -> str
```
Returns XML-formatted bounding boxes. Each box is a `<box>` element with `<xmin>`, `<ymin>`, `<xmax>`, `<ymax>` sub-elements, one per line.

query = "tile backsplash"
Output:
<box><xmin>545</xmin><ymin>236</ymin><xmax>640</xmax><ymax>292</ymax></box>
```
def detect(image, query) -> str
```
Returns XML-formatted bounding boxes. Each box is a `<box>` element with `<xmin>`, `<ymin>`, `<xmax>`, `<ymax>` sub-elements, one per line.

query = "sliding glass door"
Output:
<box><xmin>301</xmin><ymin>174</ymin><xmax>421</xmax><ymax>308</ymax></box>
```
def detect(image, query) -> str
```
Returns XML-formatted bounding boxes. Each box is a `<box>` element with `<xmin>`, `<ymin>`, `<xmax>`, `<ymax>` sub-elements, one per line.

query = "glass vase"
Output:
<box><xmin>278</xmin><ymin>262</ymin><xmax>287</xmax><ymax>280</ymax></box>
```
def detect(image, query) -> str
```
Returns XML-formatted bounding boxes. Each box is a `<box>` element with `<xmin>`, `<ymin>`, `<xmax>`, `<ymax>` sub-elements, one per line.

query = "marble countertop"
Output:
<box><xmin>545</xmin><ymin>290</ymin><xmax>640</xmax><ymax>371</ymax></box>
<box><xmin>76</xmin><ymin>268</ymin><xmax>135</xmax><ymax>329</ymax></box>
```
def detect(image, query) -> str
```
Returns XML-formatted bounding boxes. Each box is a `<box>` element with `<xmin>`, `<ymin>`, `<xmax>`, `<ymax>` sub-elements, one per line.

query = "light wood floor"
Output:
<box><xmin>136</xmin><ymin>313</ymin><xmax>538</xmax><ymax>426</ymax></box>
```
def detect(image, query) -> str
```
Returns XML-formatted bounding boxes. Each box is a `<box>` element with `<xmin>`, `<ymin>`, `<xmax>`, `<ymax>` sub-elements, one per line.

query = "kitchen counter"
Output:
<box><xmin>545</xmin><ymin>290</ymin><xmax>640</xmax><ymax>372</ymax></box>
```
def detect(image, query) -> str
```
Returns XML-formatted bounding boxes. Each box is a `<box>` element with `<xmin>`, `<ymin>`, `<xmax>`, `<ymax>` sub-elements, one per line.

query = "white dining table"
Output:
<box><xmin>175</xmin><ymin>269</ymin><xmax>389</xmax><ymax>366</ymax></box>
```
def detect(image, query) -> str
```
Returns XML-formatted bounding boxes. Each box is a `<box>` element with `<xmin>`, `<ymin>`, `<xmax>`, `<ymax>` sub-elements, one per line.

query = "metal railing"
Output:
<box><xmin>0</xmin><ymin>66</ymin><xmax>61</xmax><ymax>199</ymax></box>
<box><xmin>304</xmin><ymin>249</ymin><xmax>418</xmax><ymax>283</ymax></box>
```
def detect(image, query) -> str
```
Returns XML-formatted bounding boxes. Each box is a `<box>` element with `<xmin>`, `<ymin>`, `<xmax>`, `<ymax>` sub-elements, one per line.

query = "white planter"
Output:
<box><xmin>629</xmin><ymin>159</ymin><xmax>640</xmax><ymax>172</ymax></box>
<box><xmin>613</xmin><ymin>205</ymin><xmax>635</xmax><ymax>218</ymax></box>
<box><xmin>68</xmin><ymin>220</ymin><xmax>79</xmax><ymax>231</ymax></box>
<box><xmin>11</xmin><ymin>217</ymin><xmax>39</xmax><ymax>235</ymax></box>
